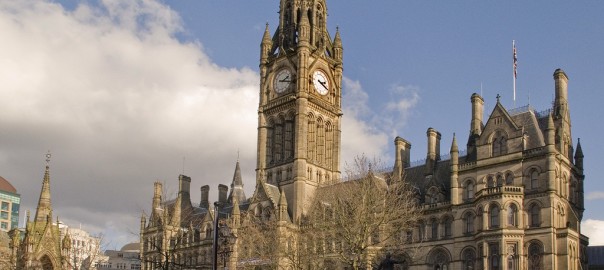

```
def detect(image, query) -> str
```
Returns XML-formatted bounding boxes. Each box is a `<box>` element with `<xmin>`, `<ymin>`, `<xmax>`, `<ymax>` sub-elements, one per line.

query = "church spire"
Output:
<box><xmin>228</xmin><ymin>160</ymin><xmax>246</xmax><ymax>204</ymax></box>
<box><xmin>34</xmin><ymin>152</ymin><xmax>53</xmax><ymax>223</ymax></box>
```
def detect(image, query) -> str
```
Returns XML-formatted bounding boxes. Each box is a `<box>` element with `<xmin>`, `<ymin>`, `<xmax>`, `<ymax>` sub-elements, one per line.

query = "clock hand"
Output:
<box><xmin>279</xmin><ymin>75</ymin><xmax>291</xmax><ymax>82</ymax></box>
<box><xmin>319</xmin><ymin>81</ymin><xmax>328</xmax><ymax>90</ymax></box>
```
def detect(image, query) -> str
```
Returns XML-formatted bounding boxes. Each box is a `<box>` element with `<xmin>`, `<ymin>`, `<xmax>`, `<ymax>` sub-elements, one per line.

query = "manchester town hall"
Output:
<box><xmin>138</xmin><ymin>0</ymin><xmax>588</xmax><ymax>269</ymax></box>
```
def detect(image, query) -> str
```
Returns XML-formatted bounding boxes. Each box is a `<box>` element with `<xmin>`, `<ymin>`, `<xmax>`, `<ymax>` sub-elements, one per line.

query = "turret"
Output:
<box><xmin>467</xmin><ymin>93</ymin><xmax>484</xmax><ymax>161</ymax></box>
<box><xmin>546</xmin><ymin>113</ymin><xmax>557</xmax><ymax>191</ymax></box>
<box><xmin>260</xmin><ymin>23</ymin><xmax>272</xmax><ymax>64</ymax></box>
<box><xmin>450</xmin><ymin>134</ymin><xmax>460</xmax><ymax>204</ymax></box>
<box><xmin>553</xmin><ymin>69</ymin><xmax>573</xmax><ymax>158</ymax></box>
<box><xmin>297</xmin><ymin>5</ymin><xmax>311</xmax><ymax>47</ymax></box>
<box><xmin>575</xmin><ymin>138</ymin><xmax>584</xmax><ymax>171</ymax></box>
<box><xmin>278</xmin><ymin>189</ymin><xmax>289</xmax><ymax>222</ymax></box>
<box><xmin>333</xmin><ymin>28</ymin><xmax>343</xmax><ymax>62</ymax></box>
<box><xmin>425</xmin><ymin>128</ymin><xmax>441</xmax><ymax>175</ymax></box>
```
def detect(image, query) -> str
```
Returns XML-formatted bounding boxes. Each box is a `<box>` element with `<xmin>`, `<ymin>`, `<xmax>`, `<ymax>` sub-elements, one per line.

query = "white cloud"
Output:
<box><xmin>0</xmin><ymin>0</ymin><xmax>421</xmax><ymax>247</ymax></box>
<box><xmin>341</xmin><ymin>78</ymin><xmax>420</xmax><ymax>167</ymax></box>
<box><xmin>0</xmin><ymin>0</ymin><xmax>259</xmax><ymax>246</ymax></box>
<box><xmin>582</xmin><ymin>219</ymin><xmax>604</xmax><ymax>245</ymax></box>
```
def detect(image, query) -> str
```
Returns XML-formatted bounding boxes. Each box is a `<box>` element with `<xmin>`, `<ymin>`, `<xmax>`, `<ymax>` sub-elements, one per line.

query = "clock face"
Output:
<box><xmin>274</xmin><ymin>69</ymin><xmax>292</xmax><ymax>94</ymax></box>
<box><xmin>312</xmin><ymin>70</ymin><xmax>329</xmax><ymax>95</ymax></box>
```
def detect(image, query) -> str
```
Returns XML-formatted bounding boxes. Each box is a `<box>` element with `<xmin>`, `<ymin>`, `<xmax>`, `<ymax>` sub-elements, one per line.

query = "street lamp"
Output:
<box><xmin>212</xmin><ymin>202</ymin><xmax>237</xmax><ymax>270</ymax></box>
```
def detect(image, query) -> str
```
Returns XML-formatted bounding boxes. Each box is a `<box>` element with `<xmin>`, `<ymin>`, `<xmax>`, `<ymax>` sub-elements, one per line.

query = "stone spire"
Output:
<box><xmin>278</xmin><ymin>189</ymin><xmax>289</xmax><ymax>222</ymax></box>
<box><xmin>333</xmin><ymin>27</ymin><xmax>343</xmax><ymax>61</ymax></box>
<box><xmin>34</xmin><ymin>152</ymin><xmax>53</xmax><ymax>223</ymax></box>
<box><xmin>228</xmin><ymin>160</ymin><xmax>247</xmax><ymax>204</ymax></box>
<box><xmin>575</xmin><ymin>138</ymin><xmax>584</xmax><ymax>170</ymax></box>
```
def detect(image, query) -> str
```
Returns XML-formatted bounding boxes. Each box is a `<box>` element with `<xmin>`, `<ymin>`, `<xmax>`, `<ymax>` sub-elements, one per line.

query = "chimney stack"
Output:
<box><xmin>218</xmin><ymin>184</ymin><xmax>228</xmax><ymax>204</ymax></box>
<box><xmin>394</xmin><ymin>137</ymin><xmax>412</xmax><ymax>169</ymax></box>
<box><xmin>178</xmin><ymin>175</ymin><xmax>191</xmax><ymax>202</ymax></box>
<box><xmin>200</xmin><ymin>185</ymin><xmax>210</xmax><ymax>209</ymax></box>
<box><xmin>425</xmin><ymin>128</ymin><xmax>441</xmax><ymax>175</ymax></box>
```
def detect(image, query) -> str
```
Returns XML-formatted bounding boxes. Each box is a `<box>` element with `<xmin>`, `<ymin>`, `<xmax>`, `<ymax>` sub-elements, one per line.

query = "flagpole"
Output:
<box><xmin>513</xmin><ymin>40</ymin><xmax>517</xmax><ymax>108</ymax></box>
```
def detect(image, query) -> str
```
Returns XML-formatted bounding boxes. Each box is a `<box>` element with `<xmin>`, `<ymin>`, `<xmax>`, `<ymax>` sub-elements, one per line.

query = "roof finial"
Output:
<box><xmin>45</xmin><ymin>151</ymin><xmax>52</xmax><ymax>166</ymax></box>
<box><xmin>496</xmin><ymin>94</ymin><xmax>501</xmax><ymax>103</ymax></box>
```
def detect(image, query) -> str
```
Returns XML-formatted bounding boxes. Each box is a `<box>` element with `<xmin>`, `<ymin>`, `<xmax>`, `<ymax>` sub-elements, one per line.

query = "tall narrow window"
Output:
<box><xmin>507</xmin><ymin>204</ymin><xmax>518</xmax><ymax>227</ymax></box>
<box><xmin>418</xmin><ymin>221</ymin><xmax>425</xmax><ymax>240</ymax></box>
<box><xmin>490</xmin><ymin>205</ymin><xmax>500</xmax><ymax>229</ymax></box>
<box><xmin>325</xmin><ymin>122</ymin><xmax>333</xmax><ymax>169</ymax></box>
<box><xmin>266</xmin><ymin>121</ymin><xmax>274</xmax><ymax>165</ymax></box>
<box><xmin>497</xmin><ymin>175</ymin><xmax>504</xmax><ymax>186</ymax></box>
<box><xmin>465</xmin><ymin>212</ymin><xmax>474</xmax><ymax>234</ymax></box>
<box><xmin>489</xmin><ymin>243</ymin><xmax>500</xmax><ymax>270</ymax></box>
<box><xmin>462</xmin><ymin>249</ymin><xmax>476</xmax><ymax>270</ymax></box>
<box><xmin>444</xmin><ymin>217</ymin><xmax>452</xmax><ymax>238</ymax></box>
<box><xmin>284</xmin><ymin>117</ymin><xmax>294</xmax><ymax>160</ymax></box>
<box><xmin>466</xmin><ymin>181</ymin><xmax>475</xmax><ymax>201</ymax></box>
<box><xmin>274</xmin><ymin>119</ymin><xmax>283</xmax><ymax>162</ymax></box>
<box><xmin>530</xmin><ymin>204</ymin><xmax>541</xmax><ymax>228</ymax></box>
<box><xmin>307</xmin><ymin>116</ymin><xmax>316</xmax><ymax>162</ymax></box>
<box><xmin>530</xmin><ymin>170</ymin><xmax>539</xmax><ymax>190</ymax></box>
<box><xmin>528</xmin><ymin>243</ymin><xmax>542</xmax><ymax>270</ymax></box>
<box><xmin>316</xmin><ymin>118</ymin><xmax>325</xmax><ymax>164</ymax></box>
<box><xmin>431</xmin><ymin>219</ymin><xmax>438</xmax><ymax>240</ymax></box>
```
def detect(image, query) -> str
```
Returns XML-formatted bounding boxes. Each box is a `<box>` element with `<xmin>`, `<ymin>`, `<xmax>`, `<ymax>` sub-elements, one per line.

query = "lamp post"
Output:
<box><xmin>212</xmin><ymin>202</ymin><xmax>237</xmax><ymax>270</ymax></box>
<box><xmin>212</xmin><ymin>202</ymin><xmax>220</xmax><ymax>270</ymax></box>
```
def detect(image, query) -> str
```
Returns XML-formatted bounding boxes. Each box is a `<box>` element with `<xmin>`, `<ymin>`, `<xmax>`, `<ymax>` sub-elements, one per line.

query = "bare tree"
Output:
<box><xmin>235</xmin><ymin>156</ymin><xmax>421</xmax><ymax>270</ymax></box>
<box><xmin>303</xmin><ymin>156</ymin><xmax>421</xmax><ymax>269</ymax></box>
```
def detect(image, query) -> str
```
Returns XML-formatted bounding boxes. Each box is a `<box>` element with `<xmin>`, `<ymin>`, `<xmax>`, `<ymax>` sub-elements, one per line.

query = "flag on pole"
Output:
<box><xmin>513</xmin><ymin>40</ymin><xmax>517</xmax><ymax>104</ymax></box>
<box><xmin>513</xmin><ymin>41</ymin><xmax>518</xmax><ymax>79</ymax></box>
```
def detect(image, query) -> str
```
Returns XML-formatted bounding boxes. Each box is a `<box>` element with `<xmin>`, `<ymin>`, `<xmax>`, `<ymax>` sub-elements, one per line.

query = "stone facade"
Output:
<box><xmin>139</xmin><ymin>1</ymin><xmax>588</xmax><ymax>269</ymax></box>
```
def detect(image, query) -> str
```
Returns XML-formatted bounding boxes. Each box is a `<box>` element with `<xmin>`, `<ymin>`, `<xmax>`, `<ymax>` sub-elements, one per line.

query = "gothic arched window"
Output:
<box><xmin>490</xmin><ymin>205</ymin><xmax>500</xmax><ymax>229</ymax></box>
<box><xmin>489</xmin><ymin>243</ymin><xmax>500</xmax><ymax>270</ymax></box>
<box><xmin>507</xmin><ymin>204</ymin><xmax>518</xmax><ymax>227</ymax></box>
<box><xmin>325</xmin><ymin>122</ymin><xmax>333</xmax><ymax>168</ymax></box>
<box><xmin>497</xmin><ymin>175</ymin><xmax>504</xmax><ymax>187</ymax></box>
<box><xmin>316</xmin><ymin>118</ymin><xmax>325</xmax><ymax>164</ymax></box>
<box><xmin>530</xmin><ymin>204</ymin><xmax>541</xmax><ymax>228</ymax></box>
<box><xmin>431</xmin><ymin>219</ymin><xmax>438</xmax><ymax>240</ymax></box>
<box><xmin>528</xmin><ymin>242</ymin><xmax>543</xmax><ymax>270</ymax></box>
<box><xmin>418</xmin><ymin>221</ymin><xmax>426</xmax><ymax>241</ymax></box>
<box><xmin>530</xmin><ymin>170</ymin><xmax>539</xmax><ymax>190</ymax></box>
<box><xmin>465</xmin><ymin>180</ymin><xmax>475</xmax><ymax>201</ymax></box>
<box><xmin>506</xmin><ymin>173</ymin><xmax>514</xmax><ymax>185</ymax></box>
<box><xmin>443</xmin><ymin>217</ymin><xmax>452</xmax><ymax>238</ymax></box>
<box><xmin>464</xmin><ymin>212</ymin><xmax>474</xmax><ymax>234</ymax></box>
<box><xmin>462</xmin><ymin>248</ymin><xmax>476</xmax><ymax>270</ymax></box>
<box><xmin>487</xmin><ymin>176</ymin><xmax>495</xmax><ymax>188</ymax></box>
<box><xmin>307</xmin><ymin>115</ymin><xmax>316</xmax><ymax>162</ymax></box>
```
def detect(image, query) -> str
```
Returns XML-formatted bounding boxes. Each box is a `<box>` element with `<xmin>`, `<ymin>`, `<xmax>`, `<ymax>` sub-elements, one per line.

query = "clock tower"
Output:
<box><xmin>257</xmin><ymin>0</ymin><xmax>343</xmax><ymax>222</ymax></box>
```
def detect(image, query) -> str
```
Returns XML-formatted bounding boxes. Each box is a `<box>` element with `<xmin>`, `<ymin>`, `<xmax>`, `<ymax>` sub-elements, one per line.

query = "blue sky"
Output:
<box><xmin>1</xmin><ymin>0</ymin><xmax>603</xmax><ymax>248</ymax></box>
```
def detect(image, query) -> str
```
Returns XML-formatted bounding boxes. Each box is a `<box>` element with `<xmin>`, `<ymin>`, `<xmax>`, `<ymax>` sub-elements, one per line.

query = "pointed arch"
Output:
<box><xmin>427</xmin><ymin>246</ymin><xmax>451</xmax><ymax>270</ymax></box>
<box><xmin>325</xmin><ymin>121</ymin><xmax>333</xmax><ymax>169</ymax></box>
<box><xmin>460</xmin><ymin>247</ymin><xmax>477</xmax><ymax>270</ymax></box>
<box><xmin>307</xmin><ymin>113</ymin><xmax>316</xmax><ymax>162</ymax></box>
<box><xmin>316</xmin><ymin>117</ymin><xmax>325</xmax><ymax>164</ymax></box>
